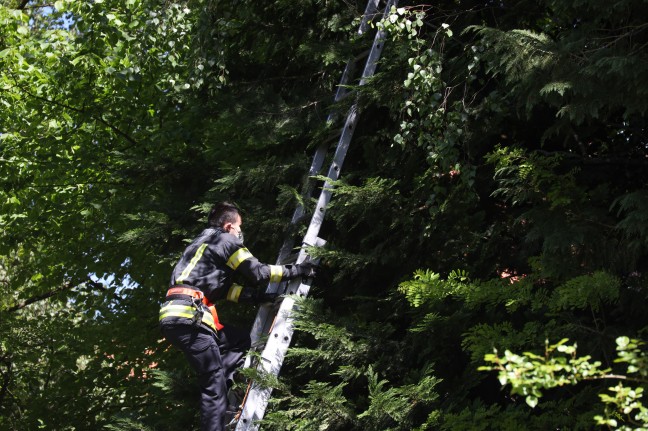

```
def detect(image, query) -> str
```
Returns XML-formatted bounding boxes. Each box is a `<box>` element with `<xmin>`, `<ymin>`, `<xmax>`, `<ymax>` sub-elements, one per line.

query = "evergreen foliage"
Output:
<box><xmin>1</xmin><ymin>0</ymin><xmax>647</xmax><ymax>430</ymax></box>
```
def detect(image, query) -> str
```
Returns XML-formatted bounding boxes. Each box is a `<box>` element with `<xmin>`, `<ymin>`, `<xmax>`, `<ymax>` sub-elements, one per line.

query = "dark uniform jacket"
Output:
<box><xmin>160</xmin><ymin>227</ymin><xmax>298</xmax><ymax>331</ymax></box>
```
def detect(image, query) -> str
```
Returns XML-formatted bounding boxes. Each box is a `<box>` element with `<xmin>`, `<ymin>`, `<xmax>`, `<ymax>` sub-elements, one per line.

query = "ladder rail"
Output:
<box><xmin>303</xmin><ymin>0</ymin><xmax>397</xmax><ymax>247</ymax></box>
<box><xmin>272</xmin><ymin>0</ymin><xmax>382</xmax><ymax>266</ymax></box>
<box><xmin>234</xmin><ymin>241</ymin><xmax>324</xmax><ymax>430</ymax></box>
<box><xmin>235</xmin><ymin>1</ymin><xmax>397</xmax><ymax>429</ymax></box>
<box><xmin>245</xmin><ymin>0</ymin><xmax>387</xmax><ymax>359</ymax></box>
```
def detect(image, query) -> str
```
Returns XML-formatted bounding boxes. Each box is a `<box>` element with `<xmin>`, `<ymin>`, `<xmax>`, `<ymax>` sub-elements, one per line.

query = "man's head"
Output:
<box><xmin>208</xmin><ymin>201</ymin><xmax>243</xmax><ymax>240</ymax></box>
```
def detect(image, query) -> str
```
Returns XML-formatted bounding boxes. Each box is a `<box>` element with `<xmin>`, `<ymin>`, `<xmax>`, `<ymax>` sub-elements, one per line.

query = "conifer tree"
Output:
<box><xmin>1</xmin><ymin>0</ymin><xmax>647</xmax><ymax>429</ymax></box>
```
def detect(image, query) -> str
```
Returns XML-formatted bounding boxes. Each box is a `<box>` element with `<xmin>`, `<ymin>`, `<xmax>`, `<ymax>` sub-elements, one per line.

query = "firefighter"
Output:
<box><xmin>159</xmin><ymin>202</ymin><xmax>317</xmax><ymax>431</ymax></box>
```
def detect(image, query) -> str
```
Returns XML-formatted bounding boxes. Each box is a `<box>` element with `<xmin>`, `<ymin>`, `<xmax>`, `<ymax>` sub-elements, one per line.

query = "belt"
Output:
<box><xmin>165</xmin><ymin>285</ymin><xmax>224</xmax><ymax>331</ymax></box>
<box><xmin>167</xmin><ymin>287</ymin><xmax>205</xmax><ymax>301</ymax></box>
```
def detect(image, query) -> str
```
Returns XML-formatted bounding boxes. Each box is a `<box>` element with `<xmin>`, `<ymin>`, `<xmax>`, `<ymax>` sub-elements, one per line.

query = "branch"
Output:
<box><xmin>20</xmin><ymin>2</ymin><xmax>55</xmax><ymax>9</ymax></box>
<box><xmin>11</xmin><ymin>1</ymin><xmax>53</xmax><ymax>10</ymax></box>
<box><xmin>593</xmin><ymin>374</ymin><xmax>648</xmax><ymax>384</ymax></box>
<box><xmin>25</xmin><ymin>180</ymin><xmax>133</xmax><ymax>189</ymax></box>
<box><xmin>534</xmin><ymin>150</ymin><xmax>648</xmax><ymax>167</ymax></box>
<box><xmin>2</xmin><ymin>280</ymin><xmax>106</xmax><ymax>313</ymax></box>
<box><xmin>6</xmin><ymin>76</ymin><xmax>140</xmax><ymax>147</ymax></box>
<box><xmin>3</xmin><ymin>283</ymin><xmax>73</xmax><ymax>313</ymax></box>
<box><xmin>584</xmin><ymin>23</ymin><xmax>648</xmax><ymax>54</ymax></box>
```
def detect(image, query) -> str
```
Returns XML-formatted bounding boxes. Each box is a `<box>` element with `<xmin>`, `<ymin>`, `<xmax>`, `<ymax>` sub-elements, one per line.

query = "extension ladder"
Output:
<box><xmin>233</xmin><ymin>1</ymin><xmax>397</xmax><ymax>429</ymax></box>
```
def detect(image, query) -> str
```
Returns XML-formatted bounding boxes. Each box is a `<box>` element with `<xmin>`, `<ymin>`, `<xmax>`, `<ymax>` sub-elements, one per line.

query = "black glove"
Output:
<box><xmin>236</xmin><ymin>287</ymin><xmax>279</xmax><ymax>304</ymax></box>
<box><xmin>295</xmin><ymin>261</ymin><xmax>318</xmax><ymax>278</ymax></box>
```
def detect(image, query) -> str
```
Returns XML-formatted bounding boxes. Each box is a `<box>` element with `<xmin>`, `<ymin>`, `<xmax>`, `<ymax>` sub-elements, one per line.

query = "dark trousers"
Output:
<box><xmin>161</xmin><ymin>323</ymin><xmax>251</xmax><ymax>431</ymax></box>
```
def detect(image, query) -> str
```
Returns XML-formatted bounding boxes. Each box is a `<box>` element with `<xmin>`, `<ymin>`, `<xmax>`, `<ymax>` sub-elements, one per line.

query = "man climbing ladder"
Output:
<box><xmin>159</xmin><ymin>202</ymin><xmax>316</xmax><ymax>431</ymax></box>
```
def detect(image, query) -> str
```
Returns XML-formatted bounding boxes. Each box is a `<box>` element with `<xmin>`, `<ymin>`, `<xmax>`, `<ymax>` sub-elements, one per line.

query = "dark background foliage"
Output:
<box><xmin>1</xmin><ymin>0</ymin><xmax>646</xmax><ymax>429</ymax></box>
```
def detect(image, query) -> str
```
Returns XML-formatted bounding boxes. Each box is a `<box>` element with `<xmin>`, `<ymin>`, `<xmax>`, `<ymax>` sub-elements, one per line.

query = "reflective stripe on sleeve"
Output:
<box><xmin>177</xmin><ymin>243</ymin><xmax>208</xmax><ymax>283</ymax></box>
<box><xmin>226</xmin><ymin>247</ymin><xmax>253</xmax><ymax>270</ymax></box>
<box><xmin>226</xmin><ymin>285</ymin><xmax>243</xmax><ymax>302</ymax></box>
<box><xmin>269</xmin><ymin>265</ymin><xmax>283</xmax><ymax>283</ymax></box>
<box><xmin>159</xmin><ymin>303</ymin><xmax>217</xmax><ymax>332</ymax></box>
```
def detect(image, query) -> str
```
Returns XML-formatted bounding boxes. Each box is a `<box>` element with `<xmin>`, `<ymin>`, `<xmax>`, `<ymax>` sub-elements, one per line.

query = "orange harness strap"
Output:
<box><xmin>166</xmin><ymin>286</ymin><xmax>225</xmax><ymax>331</ymax></box>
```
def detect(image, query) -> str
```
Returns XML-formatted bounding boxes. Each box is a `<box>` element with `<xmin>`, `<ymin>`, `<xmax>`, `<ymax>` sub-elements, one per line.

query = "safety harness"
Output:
<box><xmin>159</xmin><ymin>286</ymin><xmax>224</xmax><ymax>332</ymax></box>
<box><xmin>161</xmin><ymin>235</ymin><xmax>285</xmax><ymax>332</ymax></box>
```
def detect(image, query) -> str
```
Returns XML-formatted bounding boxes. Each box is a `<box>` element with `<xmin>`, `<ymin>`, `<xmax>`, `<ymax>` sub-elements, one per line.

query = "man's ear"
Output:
<box><xmin>222</xmin><ymin>222</ymin><xmax>232</xmax><ymax>231</ymax></box>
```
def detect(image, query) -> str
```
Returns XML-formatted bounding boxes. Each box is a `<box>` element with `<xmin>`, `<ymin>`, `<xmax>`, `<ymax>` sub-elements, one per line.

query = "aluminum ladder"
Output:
<box><xmin>233</xmin><ymin>1</ymin><xmax>397</xmax><ymax>428</ymax></box>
